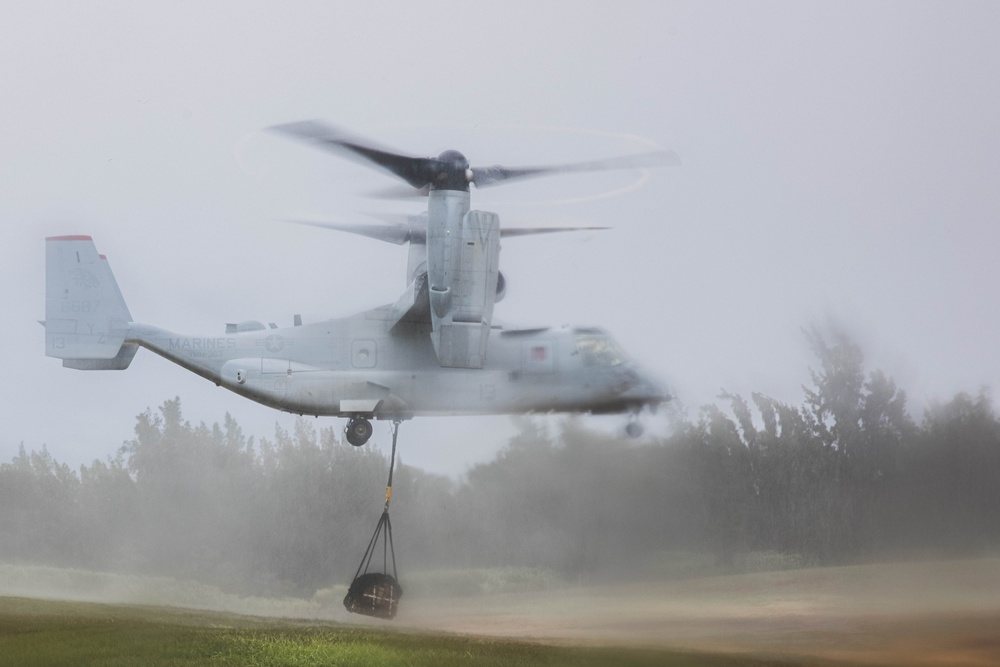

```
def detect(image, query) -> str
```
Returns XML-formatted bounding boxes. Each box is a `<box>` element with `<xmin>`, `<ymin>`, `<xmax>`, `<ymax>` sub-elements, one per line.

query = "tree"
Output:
<box><xmin>903</xmin><ymin>391</ymin><xmax>1000</xmax><ymax>551</ymax></box>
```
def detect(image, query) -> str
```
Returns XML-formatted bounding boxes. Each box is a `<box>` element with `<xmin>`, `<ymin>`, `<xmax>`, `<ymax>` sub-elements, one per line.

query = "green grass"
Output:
<box><xmin>0</xmin><ymin>596</ymin><xmax>795</xmax><ymax>667</ymax></box>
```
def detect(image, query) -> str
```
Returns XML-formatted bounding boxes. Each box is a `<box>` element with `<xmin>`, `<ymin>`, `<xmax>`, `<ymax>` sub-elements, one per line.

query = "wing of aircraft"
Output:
<box><xmin>285</xmin><ymin>217</ymin><xmax>608</xmax><ymax>363</ymax></box>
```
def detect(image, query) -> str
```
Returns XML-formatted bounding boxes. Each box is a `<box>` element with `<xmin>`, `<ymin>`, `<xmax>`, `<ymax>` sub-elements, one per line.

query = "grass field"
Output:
<box><xmin>0</xmin><ymin>596</ymin><xmax>785</xmax><ymax>667</ymax></box>
<box><xmin>3</xmin><ymin>558</ymin><xmax>1000</xmax><ymax>666</ymax></box>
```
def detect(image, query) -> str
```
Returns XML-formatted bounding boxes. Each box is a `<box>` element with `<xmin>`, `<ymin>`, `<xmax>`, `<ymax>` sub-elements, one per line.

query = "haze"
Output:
<box><xmin>2</xmin><ymin>1</ymin><xmax>999</xmax><ymax>477</ymax></box>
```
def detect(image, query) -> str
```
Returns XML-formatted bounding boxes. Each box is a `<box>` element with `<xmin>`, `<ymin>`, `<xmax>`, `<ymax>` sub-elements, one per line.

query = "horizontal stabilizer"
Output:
<box><xmin>62</xmin><ymin>344</ymin><xmax>139</xmax><ymax>370</ymax></box>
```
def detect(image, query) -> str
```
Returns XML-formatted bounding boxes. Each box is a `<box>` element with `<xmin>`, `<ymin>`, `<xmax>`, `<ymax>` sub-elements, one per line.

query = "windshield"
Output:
<box><xmin>575</xmin><ymin>334</ymin><xmax>628</xmax><ymax>367</ymax></box>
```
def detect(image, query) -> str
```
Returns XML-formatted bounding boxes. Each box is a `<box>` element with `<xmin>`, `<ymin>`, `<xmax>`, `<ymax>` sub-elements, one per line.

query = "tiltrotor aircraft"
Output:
<box><xmin>44</xmin><ymin>121</ymin><xmax>672</xmax><ymax>446</ymax></box>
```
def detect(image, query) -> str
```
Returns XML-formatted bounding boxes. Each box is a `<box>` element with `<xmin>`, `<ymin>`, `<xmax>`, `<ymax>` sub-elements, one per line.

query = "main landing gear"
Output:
<box><xmin>625</xmin><ymin>411</ymin><xmax>645</xmax><ymax>438</ymax></box>
<box><xmin>345</xmin><ymin>417</ymin><xmax>374</xmax><ymax>447</ymax></box>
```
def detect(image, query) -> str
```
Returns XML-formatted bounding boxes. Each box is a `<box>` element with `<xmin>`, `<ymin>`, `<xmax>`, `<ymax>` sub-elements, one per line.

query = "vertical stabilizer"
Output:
<box><xmin>45</xmin><ymin>235</ymin><xmax>136</xmax><ymax>368</ymax></box>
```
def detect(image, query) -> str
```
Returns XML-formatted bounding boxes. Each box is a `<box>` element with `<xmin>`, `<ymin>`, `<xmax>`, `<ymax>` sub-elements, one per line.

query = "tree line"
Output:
<box><xmin>2</xmin><ymin>328</ymin><xmax>999</xmax><ymax>595</ymax></box>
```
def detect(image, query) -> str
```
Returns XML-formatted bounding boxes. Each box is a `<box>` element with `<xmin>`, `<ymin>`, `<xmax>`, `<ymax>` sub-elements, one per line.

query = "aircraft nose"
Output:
<box><xmin>627</xmin><ymin>366</ymin><xmax>672</xmax><ymax>407</ymax></box>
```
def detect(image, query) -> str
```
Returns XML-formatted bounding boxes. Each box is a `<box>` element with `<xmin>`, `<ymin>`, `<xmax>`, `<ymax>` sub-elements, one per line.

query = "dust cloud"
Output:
<box><xmin>400</xmin><ymin>558</ymin><xmax>1000</xmax><ymax>667</ymax></box>
<box><xmin>3</xmin><ymin>330</ymin><xmax>1000</xmax><ymax>665</ymax></box>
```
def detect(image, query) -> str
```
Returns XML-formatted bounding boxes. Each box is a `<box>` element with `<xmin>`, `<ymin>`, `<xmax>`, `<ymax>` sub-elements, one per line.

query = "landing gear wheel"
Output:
<box><xmin>346</xmin><ymin>417</ymin><xmax>373</xmax><ymax>447</ymax></box>
<box><xmin>625</xmin><ymin>420</ymin><xmax>644</xmax><ymax>439</ymax></box>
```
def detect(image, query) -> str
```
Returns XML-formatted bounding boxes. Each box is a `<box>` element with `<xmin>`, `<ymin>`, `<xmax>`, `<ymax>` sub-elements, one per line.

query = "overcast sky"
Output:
<box><xmin>3</xmin><ymin>1</ymin><xmax>999</xmax><ymax>477</ymax></box>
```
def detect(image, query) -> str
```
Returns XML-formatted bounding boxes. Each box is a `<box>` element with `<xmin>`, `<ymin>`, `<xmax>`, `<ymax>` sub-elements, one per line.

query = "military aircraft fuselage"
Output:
<box><xmin>45</xmin><ymin>119</ymin><xmax>677</xmax><ymax>442</ymax></box>
<box><xmin>129</xmin><ymin>306</ymin><xmax>664</xmax><ymax>421</ymax></box>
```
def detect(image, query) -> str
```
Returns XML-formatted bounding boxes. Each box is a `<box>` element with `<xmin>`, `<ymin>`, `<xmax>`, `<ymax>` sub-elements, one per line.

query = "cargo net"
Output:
<box><xmin>344</xmin><ymin>421</ymin><xmax>403</xmax><ymax>620</ymax></box>
<box><xmin>343</xmin><ymin>510</ymin><xmax>402</xmax><ymax>619</ymax></box>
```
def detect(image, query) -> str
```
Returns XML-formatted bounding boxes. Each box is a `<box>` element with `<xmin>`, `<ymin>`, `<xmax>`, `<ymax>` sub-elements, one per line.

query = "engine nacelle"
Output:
<box><xmin>429</xmin><ymin>208</ymin><xmax>500</xmax><ymax>368</ymax></box>
<box><xmin>495</xmin><ymin>271</ymin><xmax>506</xmax><ymax>303</ymax></box>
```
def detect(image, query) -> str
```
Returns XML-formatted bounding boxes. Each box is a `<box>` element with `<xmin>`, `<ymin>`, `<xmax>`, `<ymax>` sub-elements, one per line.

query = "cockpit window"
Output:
<box><xmin>575</xmin><ymin>334</ymin><xmax>627</xmax><ymax>367</ymax></box>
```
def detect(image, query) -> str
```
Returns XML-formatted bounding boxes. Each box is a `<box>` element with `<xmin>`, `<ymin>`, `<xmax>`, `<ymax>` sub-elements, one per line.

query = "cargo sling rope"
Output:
<box><xmin>343</xmin><ymin>419</ymin><xmax>403</xmax><ymax>619</ymax></box>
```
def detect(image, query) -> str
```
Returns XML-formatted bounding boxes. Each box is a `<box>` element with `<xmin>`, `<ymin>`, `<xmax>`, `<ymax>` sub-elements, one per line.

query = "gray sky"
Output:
<box><xmin>3</xmin><ymin>1</ymin><xmax>999</xmax><ymax>477</ymax></box>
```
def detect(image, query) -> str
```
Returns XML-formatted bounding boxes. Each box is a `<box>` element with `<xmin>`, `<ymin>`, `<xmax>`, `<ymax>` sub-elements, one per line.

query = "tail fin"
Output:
<box><xmin>45</xmin><ymin>235</ymin><xmax>137</xmax><ymax>370</ymax></box>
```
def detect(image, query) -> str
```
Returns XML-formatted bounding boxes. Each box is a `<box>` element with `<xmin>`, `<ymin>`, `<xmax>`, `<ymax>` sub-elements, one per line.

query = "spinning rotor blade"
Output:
<box><xmin>500</xmin><ymin>226</ymin><xmax>608</xmax><ymax>237</ymax></box>
<box><xmin>470</xmin><ymin>150</ymin><xmax>680</xmax><ymax>189</ymax></box>
<box><xmin>284</xmin><ymin>218</ymin><xmax>606</xmax><ymax>245</ymax></box>
<box><xmin>284</xmin><ymin>219</ymin><xmax>419</xmax><ymax>245</ymax></box>
<box><xmin>269</xmin><ymin>120</ymin><xmax>464</xmax><ymax>190</ymax></box>
<box><xmin>271</xmin><ymin>120</ymin><xmax>677</xmax><ymax>194</ymax></box>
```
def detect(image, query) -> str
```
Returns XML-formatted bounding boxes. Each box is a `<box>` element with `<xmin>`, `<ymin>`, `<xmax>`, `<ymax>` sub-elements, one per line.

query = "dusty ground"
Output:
<box><xmin>3</xmin><ymin>558</ymin><xmax>998</xmax><ymax>665</ymax></box>
<box><xmin>395</xmin><ymin>558</ymin><xmax>1000</xmax><ymax>666</ymax></box>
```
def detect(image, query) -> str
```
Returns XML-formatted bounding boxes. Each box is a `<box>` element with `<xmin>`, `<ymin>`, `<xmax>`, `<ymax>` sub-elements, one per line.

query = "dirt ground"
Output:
<box><xmin>394</xmin><ymin>558</ymin><xmax>1000</xmax><ymax>666</ymax></box>
<box><xmin>3</xmin><ymin>558</ymin><xmax>998</xmax><ymax>665</ymax></box>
